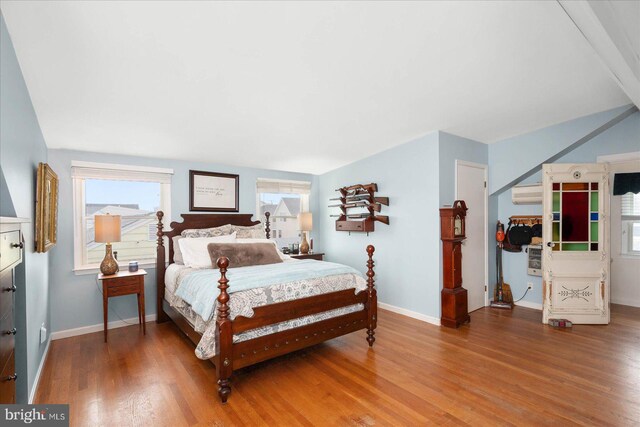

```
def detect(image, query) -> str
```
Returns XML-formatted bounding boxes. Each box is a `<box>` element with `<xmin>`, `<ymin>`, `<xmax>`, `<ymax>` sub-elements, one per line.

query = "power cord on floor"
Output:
<box><xmin>513</xmin><ymin>287</ymin><xmax>530</xmax><ymax>303</ymax></box>
<box><xmin>95</xmin><ymin>275</ymin><xmax>137</xmax><ymax>325</ymax></box>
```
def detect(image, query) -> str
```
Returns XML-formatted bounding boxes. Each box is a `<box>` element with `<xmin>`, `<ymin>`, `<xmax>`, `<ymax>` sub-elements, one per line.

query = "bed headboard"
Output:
<box><xmin>155</xmin><ymin>211</ymin><xmax>270</xmax><ymax>323</ymax></box>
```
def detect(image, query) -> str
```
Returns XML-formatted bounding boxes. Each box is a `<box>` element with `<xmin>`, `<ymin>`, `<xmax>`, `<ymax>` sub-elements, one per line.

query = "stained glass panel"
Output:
<box><xmin>562</xmin><ymin>243</ymin><xmax>589</xmax><ymax>251</ymax></box>
<box><xmin>552</xmin><ymin>222</ymin><xmax>560</xmax><ymax>241</ymax></box>
<box><xmin>561</xmin><ymin>191</ymin><xmax>589</xmax><ymax>242</ymax></box>
<box><xmin>590</xmin><ymin>222</ymin><xmax>598</xmax><ymax>241</ymax></box>
<box><xmin>552</xmin><ymin>192</ymin><xmax>560</xmax><ymax>211</ymax></box>
<box><xmin>562</xmin><ymin>183</ymin><xmax>589</xmax><ymax>191</ymax></box>
<box><xmin>590</xmin><ymin>192</ymin><xmax>598</xmax><ymax>211</ymax></box>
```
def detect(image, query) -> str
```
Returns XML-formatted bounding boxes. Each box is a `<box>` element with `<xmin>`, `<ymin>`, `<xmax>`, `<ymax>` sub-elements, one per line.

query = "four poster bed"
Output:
<box><xmin>154</xmin><ymin>211</ymin><xmax>377</xmax><ymax>402</ymax></box>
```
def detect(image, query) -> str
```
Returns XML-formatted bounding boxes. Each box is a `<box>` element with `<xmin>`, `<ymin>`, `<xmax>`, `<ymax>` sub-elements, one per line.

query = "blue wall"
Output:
<box><xmin>318</xmin><ymin>132</ymin><xmax>443</xmax><ymax>321</ymax></box>
<box><xmin>47</xmin><ymin>149</ymin><xmax>319</xmax><ymax>333</ymax></box>
<box><xmin>0</xmin><ymin>14</ymin><xmax>50</xmax><ymax>403</ymax></box>
<box><xmin>496</xmin><ymin>111</ymin><xmax>640</xmax><ymax>307</ymax></box>
<box><xmin>489</xmin><ymin>105</ymin><xmax>634</xmax><ymax>195</ymax></box>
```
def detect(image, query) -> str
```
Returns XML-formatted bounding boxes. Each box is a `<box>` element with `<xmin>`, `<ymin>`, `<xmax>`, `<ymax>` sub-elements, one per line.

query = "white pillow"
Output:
<box><xmin>235</xmin><ymin>238</ymin><xmax>291</xmax><ymax>261</ymax></box>
<box><xmin>178</xmin><ymin>232</ymin><xmax>237</xmax><ymax>268</ymax></box>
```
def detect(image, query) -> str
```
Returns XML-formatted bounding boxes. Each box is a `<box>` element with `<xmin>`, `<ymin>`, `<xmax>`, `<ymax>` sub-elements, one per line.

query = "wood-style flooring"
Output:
<box><xmin>35</xmin><ymin>304</ymin><xmax>640</xmax><ymax>426</ymax></box>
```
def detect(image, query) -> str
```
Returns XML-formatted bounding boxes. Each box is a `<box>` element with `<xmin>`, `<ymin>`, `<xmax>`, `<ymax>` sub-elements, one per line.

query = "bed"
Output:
<box><xmin>154</xmin><ymin>211</ymin><xmax>377</xmax><ymax>403</ymax></box>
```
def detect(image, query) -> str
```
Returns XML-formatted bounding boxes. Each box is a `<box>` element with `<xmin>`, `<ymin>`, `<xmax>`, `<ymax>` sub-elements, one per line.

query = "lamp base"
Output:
<box><xmin>100</xmin><ymin>243</ymin><xmax>119</xmax><ymax>276</ymax></box>
<box><xmin>300</xmin><ymin>232</ymin><xmax>310</xmax><ymax>254</ymax></box>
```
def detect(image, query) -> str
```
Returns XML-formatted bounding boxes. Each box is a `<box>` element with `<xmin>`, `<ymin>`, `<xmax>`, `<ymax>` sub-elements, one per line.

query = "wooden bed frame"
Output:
<box><xmin>155</xmin><ymin>211</ymin><xmax>377</xmax><ymax>403</ymax></box>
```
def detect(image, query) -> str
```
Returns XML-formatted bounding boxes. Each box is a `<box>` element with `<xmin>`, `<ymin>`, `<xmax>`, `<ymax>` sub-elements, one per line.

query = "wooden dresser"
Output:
<box><xmin>0</xmin><ymin>218</ymin><xmax>27</xmax><ymax>404</ymax></box>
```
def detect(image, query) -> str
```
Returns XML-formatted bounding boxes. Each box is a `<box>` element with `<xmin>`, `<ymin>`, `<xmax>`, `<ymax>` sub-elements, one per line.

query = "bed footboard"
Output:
<box><xmin>213</xmin><ymin>245</ymin><xmax>376</xmax><ymax>403</ymax></box>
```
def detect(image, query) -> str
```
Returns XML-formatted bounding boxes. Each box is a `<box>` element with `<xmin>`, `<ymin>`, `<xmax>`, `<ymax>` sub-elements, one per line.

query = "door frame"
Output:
<box><xmin>455</xmin><ymin>160</ymin><xmax>489</xmax><ymax>308</ymax></box>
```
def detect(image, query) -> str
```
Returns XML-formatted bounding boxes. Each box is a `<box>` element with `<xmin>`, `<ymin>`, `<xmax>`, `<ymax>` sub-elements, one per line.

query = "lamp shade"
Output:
<box><xmin>95</xmin><ymin>214</ymin><xmax>121</xmax><ymax>243</ymax></box>
<box><xmin>298</xmin><ymin>212</ymin><xmax>313</xmax><ymax>232</ymax></box>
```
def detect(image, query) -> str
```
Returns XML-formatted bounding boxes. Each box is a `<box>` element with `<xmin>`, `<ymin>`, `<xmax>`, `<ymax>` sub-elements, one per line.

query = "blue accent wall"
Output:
<box><xmin>318</xmin><ymin>132</ymin><xmax>441</xmax><ymax>319</ymax></box>
<box><xmin>47</xmin><ymin>149</ymin><xmax>319</xmax><ymax>334</ymax></box>
<box><xmin>0</xmin><ymin>14</ymin><xmax>50</xmax><ymax>403</ymax></box>
<box><xmin>489</xmin><ymin>105</ymin><xmax>633</xmax><ymax>195</ymax></box>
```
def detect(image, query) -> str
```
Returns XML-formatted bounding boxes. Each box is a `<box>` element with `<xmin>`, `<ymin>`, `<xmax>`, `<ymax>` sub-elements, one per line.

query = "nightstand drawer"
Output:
<box><xmin>107</xmin><ymin>283</ymin><xmax>141</xmax><ymax>297</ymax></box>
<box><xmin>291</xmin><ymin>253</ymin><xmax>324</xmax><ymax>261</ymax></box>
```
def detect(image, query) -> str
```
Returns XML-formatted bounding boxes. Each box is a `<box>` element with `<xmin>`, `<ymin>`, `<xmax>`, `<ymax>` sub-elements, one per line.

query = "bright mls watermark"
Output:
<box><xmin>1</xmin><ymin>405</ymin><xmax>69</xmax><ymax>426</ymax></box>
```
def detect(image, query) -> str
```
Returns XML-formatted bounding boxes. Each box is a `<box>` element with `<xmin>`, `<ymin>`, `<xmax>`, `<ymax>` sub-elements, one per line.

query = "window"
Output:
<box><xmin>256</xmin><ymin>178</ymin><xmax>311</xmax><ymax>248</ymax></box>
<box><xmin>72</xmin><ymin>161</ymin><xmax>173</xmax><ymax>272</ymax></box>
<box><xmin>621</xmin><ymin>192</ymin><xmax>640</xmax><ymax>255</ymax></box>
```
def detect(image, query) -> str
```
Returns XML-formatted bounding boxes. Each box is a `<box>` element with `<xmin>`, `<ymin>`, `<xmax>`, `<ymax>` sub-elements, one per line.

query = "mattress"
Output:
<box><xmin>164</xmin><ymin>261</ymin><xmax>367</xmax><ymax>360</ymax></box>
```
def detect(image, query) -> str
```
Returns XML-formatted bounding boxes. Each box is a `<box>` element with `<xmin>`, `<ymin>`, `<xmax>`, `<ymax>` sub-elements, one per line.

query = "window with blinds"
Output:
<box><xmin>621</xmin><ymin>192</ymin><xmax>640</xmax><ymax>254</ymax></box>
<box><xmin>72</xmin><ymin>161</ymin><xmax>173</xmax><ymax>271</ymax></box>
<box><xmin>256</xmin><ymin>179</ymin><xmax>311</xmax><ymax>248</ymax></box>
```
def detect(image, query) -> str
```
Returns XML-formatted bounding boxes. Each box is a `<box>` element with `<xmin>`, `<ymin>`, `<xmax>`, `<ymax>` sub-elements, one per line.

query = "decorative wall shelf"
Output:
<box><xmin>329</xmin><ymin>183</ymin><xmax>389</xmax><ymax>234</ymax></box>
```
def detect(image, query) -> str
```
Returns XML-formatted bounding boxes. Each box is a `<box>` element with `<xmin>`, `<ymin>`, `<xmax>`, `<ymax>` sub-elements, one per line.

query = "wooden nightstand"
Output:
<box><xmin>98</xmin><ymin>269</ymin><xmax>147</xmax><ymax>342</ymax></box>
<box><xmin>290</xmin><ymin>253</ymin><xmax>324</xmax><ymax>261</ymax></box>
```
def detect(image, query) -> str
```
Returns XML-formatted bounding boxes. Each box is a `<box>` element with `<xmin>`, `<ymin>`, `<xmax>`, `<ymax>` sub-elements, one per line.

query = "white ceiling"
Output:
<box><xmin>1</xmin><ymin>1</ymin><xmax>630</xmax><ymax>174</ymax></box>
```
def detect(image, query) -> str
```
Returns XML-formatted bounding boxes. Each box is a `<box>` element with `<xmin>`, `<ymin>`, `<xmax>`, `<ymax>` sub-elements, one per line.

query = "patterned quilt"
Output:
<box><xmin>165</xmin><ymin>263</ymin><xmax>367</xmax><ymax>359</ymax></box>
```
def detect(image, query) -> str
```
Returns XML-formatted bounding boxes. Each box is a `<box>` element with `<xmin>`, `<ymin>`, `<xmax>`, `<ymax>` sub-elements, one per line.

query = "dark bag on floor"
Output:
<box><xmin>508</xmin><ymin>222</ymin><xmax>532</xmax><ymax>246</ymax></box>
<box><xmin>503</xmin><ymin>221</ymin><xmax>522</xmax><ymax>253</ymax></box>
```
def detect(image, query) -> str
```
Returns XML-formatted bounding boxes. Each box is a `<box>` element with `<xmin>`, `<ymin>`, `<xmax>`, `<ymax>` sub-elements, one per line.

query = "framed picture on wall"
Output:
<box><xmin>35</xmin><ymin>162</ymin><xmax>59</xmax><ymax>253</ymax></box>
<box><xmin>189</xmin><ymin>170</ymin><xmax>239</xmax><ymax>212</ymax></box>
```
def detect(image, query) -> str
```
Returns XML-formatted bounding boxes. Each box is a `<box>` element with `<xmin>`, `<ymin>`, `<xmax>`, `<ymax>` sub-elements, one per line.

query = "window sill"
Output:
<box><xmin>73</xmin><ymin>262</ymin><xmax>157</xmax><ymax>276</ymax></box>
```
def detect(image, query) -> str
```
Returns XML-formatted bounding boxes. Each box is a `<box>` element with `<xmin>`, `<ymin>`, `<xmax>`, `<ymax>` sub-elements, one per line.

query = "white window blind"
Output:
<box><xmin>621</xmin><ymin>193</ymin><xmax>640</xmax><ymax>219</ymax></box>
<box><xmin>71</xmin><ymin>161</ymin><xmax>173</xmax><ymax>183</ymax></box>
<box><xmin>256</xmin><ymin>178</ymin><xmax>311</xmax><ymax>195</ymax></box>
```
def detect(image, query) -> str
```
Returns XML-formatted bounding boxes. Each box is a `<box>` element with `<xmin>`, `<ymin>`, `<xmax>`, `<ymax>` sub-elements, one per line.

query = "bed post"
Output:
<box><xmin>264</xmin><ymin>211</ymin><xmax>271</xmax><ymax>239</ymax></box>
<box><xmin>156</xmin><ymin>211</ymin><xmax>169</xmax><ymax>323</ymax></box>
<box><xmin>215</xmin><ymin>256</ymin><xmax>233</xmax><ymax>403</ymax></box>
<box><xmin>366</xmin><ymin>245</ymin><xmax>377</xmax><ymax>347</ymax></box>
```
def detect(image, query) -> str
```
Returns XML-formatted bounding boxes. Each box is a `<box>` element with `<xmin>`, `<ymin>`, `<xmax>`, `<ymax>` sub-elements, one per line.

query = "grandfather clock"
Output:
<box><xmin>440</xmin><ymin>200</ymin><xmax>471</xmax><ymax>328</ymax></box>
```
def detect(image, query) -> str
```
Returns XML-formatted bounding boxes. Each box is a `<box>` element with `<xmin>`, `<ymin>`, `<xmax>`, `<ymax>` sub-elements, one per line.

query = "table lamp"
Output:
<box><xmin>298</xmin><ymin>212</ymin><xmax>312</xmax><ymax>254</ymax></box>
<box><xmin>95</xmin><ymin>214</ymin><xmax>121</xmax><ymax>275</ymax></box>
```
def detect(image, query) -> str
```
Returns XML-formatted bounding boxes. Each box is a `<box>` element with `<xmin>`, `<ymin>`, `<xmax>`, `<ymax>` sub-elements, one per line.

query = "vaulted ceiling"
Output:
<box><xmin>0</xmin><ymin>1</ymin><xmax>630</xmax><ymax>174</ymax></box>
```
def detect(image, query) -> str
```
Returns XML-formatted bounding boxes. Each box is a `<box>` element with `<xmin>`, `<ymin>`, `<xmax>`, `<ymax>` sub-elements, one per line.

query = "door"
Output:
<box><xmin>456</xmin><ymin>160</ymin><xmax>487</xmax><ymax>312</ymax></box>
<box><xmin>542</xmin><ymin>163</ymin><xmax>610</xmax><ymax>324</ymax></box>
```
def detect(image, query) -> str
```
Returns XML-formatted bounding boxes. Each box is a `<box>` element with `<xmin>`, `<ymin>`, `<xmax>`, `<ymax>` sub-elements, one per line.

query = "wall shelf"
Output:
<box><xmin>329</xmin><ymin>183</ymin><xmax>389</xmax><ymax>234</ymax></box>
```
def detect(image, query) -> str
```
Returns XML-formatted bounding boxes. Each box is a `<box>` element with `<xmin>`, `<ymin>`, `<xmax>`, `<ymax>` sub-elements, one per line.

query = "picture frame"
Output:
<box><xmin>189</xmin><ymin>170</ymin><xmax>239</xmax><ymax>212</ymax></box>
<box><xmin>35</xmin><ymin>162</ymin><xmax>59</xmax><ymax>253</ymax></box>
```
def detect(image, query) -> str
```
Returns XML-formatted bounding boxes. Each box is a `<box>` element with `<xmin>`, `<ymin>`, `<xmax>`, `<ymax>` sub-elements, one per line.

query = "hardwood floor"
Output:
<box><xmin>35</xmin><ymin>304</ymin><xmax>639</xmax><ymax>426</ymax></box>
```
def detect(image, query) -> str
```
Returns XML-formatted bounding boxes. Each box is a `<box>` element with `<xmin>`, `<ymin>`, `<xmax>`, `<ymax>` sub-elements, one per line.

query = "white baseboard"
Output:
<box><xmin>51</xmin><ymin>314</ymin><xmax>157</xmax><ymax>341</ymax></box>
<box><xmin>514</xmin><ymin>300</ymin><xmax>543</xmax><ymax>310</ymax></box>
<box><xmin>611</xmin><ymin>298</ymin><xmax>640</xmax><ymax>308</ymax></box>
<box><xmin>378</xmin><ymin>302</ymin><xmax>440</xmax><ymax>326</ymax></box>
<box><xmin>29</xmin><ymin>338</ymin><xmax>51</xmax><ymax>404</ymax></box>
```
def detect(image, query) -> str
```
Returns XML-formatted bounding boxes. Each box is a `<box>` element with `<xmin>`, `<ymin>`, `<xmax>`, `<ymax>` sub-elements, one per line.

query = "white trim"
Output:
<box><xmin>514</xmin><ymin>300</ymin><xmax>543</xmax><ymax>311</ymax></box>
<box><xmin>71</xmin><ymin>160</ymin><xmax>173</xmax><ymax>175</ymax></box>
<box><xmin>597</xmin><ymin>151</ymin><xmax>640</xmax><ymax>164</ymax></box>
<box><xmin>29</xmin><ymin>338</ymin><xmax>51</xmax><ymax>404</ymax></box>
<box><xmin>455</xmin><ymin>159</ymin><xmax>490</xmax><ymax>308</ymax></box>
<box><xmin>611</xmin><ymin>298</ymin><xmax>640</xmax><ymax>308</ymax></box>
<box><xmin>72</xmin><ymin>163</ymin><xmax>172</xmax><ymax>271</ymax></box>
<box><xmin>558</xmin><ymin>1</ymin><xmax>640</xmax><ymax>108</ymax></box>
<box><xmin>51</xmin><ymin>314</ymin><xmax>157</xmax><ymax>340</ymax></box>
<box><xmin>378</xmin><ymin>302</ymin><xmax>441</xmax><ymax>326</ymax></box>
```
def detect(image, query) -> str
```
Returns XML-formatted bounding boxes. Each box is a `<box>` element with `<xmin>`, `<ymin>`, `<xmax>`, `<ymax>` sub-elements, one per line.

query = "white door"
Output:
<box><xmin>456</xmin><ymin>161</ymin><xmax>487</xmax><ymax>312</ymax></box>
<box><xmin>542</xmin><ymin>163</ymin><xmax>610</xmax><ymax>324</ymax></box>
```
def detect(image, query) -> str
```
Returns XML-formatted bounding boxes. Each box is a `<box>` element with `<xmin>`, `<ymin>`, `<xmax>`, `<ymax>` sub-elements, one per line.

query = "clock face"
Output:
<box><xmin>454</xmin><ymin>216</ymin><xmax>462</xmax><ymax>236</ymax></box>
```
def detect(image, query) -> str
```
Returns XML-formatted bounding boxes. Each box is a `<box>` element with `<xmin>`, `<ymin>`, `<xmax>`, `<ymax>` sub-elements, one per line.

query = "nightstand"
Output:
<box><xmin>98</xmin><ymin>269</ymin><xmax>147</xmax><ymax>342</ymax></box>
<box><xmin>290</xmin><ymin>253</ymin><xmax>324</xmax><ymax>261</ymax></box>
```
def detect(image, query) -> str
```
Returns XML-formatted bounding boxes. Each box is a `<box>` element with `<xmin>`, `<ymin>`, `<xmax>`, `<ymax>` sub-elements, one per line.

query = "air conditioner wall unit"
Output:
<box><xmin>512</xmin><ymin>183</ymin><xmax>543</xmax><ymax>204</ymax></box>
